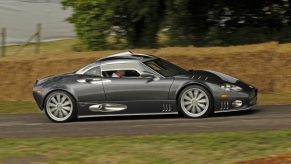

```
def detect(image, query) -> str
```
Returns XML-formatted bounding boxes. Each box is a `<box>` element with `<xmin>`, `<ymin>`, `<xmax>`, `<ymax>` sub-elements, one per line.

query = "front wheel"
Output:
<box><xmin>178</xmin><ymin>85</ymin><xmax>213</xmax><ymax>118</ymax></box>
<box><xmin>44</xmin><ymin>91</ymin><xmax>77</xmax><ymax>122</ymax></box>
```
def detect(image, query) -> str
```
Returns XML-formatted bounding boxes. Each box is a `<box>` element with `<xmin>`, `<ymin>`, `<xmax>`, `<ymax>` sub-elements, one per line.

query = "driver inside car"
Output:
<box><xmin>111</xmin><ymin>70</ymin><xmax>126</xmax><ymax>78</ymax></box>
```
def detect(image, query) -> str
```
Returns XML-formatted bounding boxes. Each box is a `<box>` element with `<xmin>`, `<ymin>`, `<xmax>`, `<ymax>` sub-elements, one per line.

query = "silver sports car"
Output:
<box><xmin>33</xmin><ymin>52</ymin><xmax>257</xmax><ymax>122</ymax></box>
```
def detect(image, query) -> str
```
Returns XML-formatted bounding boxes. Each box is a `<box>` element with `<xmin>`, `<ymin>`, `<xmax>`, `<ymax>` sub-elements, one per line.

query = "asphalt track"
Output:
<box><xmin>0</xmin><ymin>105</ymin><xmax>290</xmax><ymax>138</ymax></box>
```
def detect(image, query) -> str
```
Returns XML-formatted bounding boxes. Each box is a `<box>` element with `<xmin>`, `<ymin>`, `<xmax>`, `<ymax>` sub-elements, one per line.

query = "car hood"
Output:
<box><xmin>35</xmin><ymin>72</ymin><xmax>75</xmax><ymax>86</ymax></box>
<box><xmin>189</xmin><ymin>70</ymin><xmax>239</xmax><ymax>83</ymax></box>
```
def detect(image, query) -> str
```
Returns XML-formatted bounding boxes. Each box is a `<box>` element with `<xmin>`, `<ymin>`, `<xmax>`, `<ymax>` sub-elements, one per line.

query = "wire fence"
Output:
<box><xmin>1</xmin><ymin>24</ymin><xmax>42</xmax><ymax>57</ymax></box>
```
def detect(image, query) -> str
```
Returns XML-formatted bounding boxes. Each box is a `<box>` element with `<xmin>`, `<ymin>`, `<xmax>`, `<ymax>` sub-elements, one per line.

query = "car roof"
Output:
<box><xmin>97</xmin><ymin>51</ymin><xmax>157</xmax><ymax>63</ymax></box>
<box><xmin>76</xmin><ymin>52</ymin><xmax>158</xmax><ymax>75</ymax></box>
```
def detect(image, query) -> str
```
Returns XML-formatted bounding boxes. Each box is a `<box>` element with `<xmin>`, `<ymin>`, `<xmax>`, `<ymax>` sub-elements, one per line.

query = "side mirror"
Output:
<box><xmin>85</xmin><ymin>78</ymin><xmax>93</xmax><ymax>83</ymax></box>
<box><xmin>140</xmin><ymin>72</ymin><xmax>157</xmax><ymax>79</ymax></box>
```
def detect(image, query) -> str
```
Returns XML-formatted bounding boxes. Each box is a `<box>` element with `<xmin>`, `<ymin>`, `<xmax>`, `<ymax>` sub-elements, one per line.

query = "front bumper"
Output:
<box><xmin>214</xmin><ymin>105</ymin><xmax>255</xmax><ymax>113</ymax></box>
<box><xmin>32</xmin><ymin>86</ymin><xmax>46</xmax><ymax>111</ymax></box>
<box><xmin>214</xmin><ymin>88</ymin><xmax>257</xmax><ymax>112</ymax></box>
<box><xmin>33</xmin><ymin>91</ymin><xmax>43</xmax><ymax>110</ymax></box>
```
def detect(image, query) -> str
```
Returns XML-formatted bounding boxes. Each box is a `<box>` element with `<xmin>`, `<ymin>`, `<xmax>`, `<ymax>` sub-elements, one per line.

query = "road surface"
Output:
<box><xmin>0</xmin><ymin>105</ymin><xmax>290</xmax><ymax>138</ymax></box>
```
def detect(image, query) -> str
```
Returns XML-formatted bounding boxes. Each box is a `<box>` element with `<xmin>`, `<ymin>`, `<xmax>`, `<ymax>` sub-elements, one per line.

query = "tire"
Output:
<box><xmin>178</xmin><ymin>85</ymin><xmax>213</xmax><ymax>118</ymax></box>
<box><xmin>44</xmin><ymin>91</ymin><xmax>77</xmax><ymax>122</ymax></box>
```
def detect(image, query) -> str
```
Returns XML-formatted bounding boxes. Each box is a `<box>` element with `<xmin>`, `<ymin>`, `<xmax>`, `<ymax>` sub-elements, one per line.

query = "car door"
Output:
<box><xmin>100</xmin><ymin>62</ymin><xmax>174</xmax><ymax>113</ymax></box>
<box><xmin>74</xmin><ymin>65</ymin><xmax>112</xmax><ymax>116</ymax></box>
<box><xmin>102</xmin><ymin>76</ymin><xmax>173</xmax><ymax>101</ymax></box>
<box><xmin>74</xmin><ymin>65</ymin><xmax>105</xmax><ymax>102</ymax></box>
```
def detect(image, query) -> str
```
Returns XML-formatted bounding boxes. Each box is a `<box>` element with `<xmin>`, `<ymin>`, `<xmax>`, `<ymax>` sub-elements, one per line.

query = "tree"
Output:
<box><xmin>63</xmin><ymin>0</ymin><xmax>166</xmax><ymax>49</ymax></box>
<box><xmin>167</xmin><ymin>0</ymin><xmax>291</xmax><ymax>46</ymax></box>
<box><xmin>63</xmin><ymin>0</ymin><xmax>113</xmax><ymax>50</ymax></box>
<box><xmin>63</xmin><ymin>0</ymin><xmax>291</xmax><ymax>49</ymax></box>
<box><xmin>166</xmin><ymin>0</ymin><xmax>216</xmax><ymax>46</ymax></box>
<box><xmin>113</xmin><ymin>0</ymin><xmax>166</xmax><ymax>48</ymax></box>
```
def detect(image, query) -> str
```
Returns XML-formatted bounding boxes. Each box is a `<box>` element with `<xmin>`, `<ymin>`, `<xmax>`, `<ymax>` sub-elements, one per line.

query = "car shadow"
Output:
<box><xmin>76</xmin><ymin>109</ymin><xmax>260</xmax><ymax>122</ymax></box>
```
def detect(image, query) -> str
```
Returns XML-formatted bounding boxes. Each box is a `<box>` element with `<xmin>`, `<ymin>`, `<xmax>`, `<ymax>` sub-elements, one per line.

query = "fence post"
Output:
<box><xmin>1</xmin><ymin>28</ymin><xmax>6</xmax><ymax>57</ymax></box>
<box><xmin>35</xmin><ymin>24</ymin><xmax>41</xmax><ymax>54</ymax></box>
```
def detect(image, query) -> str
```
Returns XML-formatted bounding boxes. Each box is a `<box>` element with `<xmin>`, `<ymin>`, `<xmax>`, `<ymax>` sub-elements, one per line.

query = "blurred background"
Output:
<box><xmin>0</xmin><ymin>1</ymin><xmax>291</xmax><ymax>163</ymax></box>
<box><xmin>0</xmin><ymin>0</ymin><xmax>74</xmax><ymax>44</ymax></box>
<box><xmin>0</xmin><ymin>0</ymin><xmax>291</xmax><ymax>103</ymax></box>
<box><xmin>1</xmin><ymin>0</ymin><xmax>291</xmax><ymax>48</ymax></box>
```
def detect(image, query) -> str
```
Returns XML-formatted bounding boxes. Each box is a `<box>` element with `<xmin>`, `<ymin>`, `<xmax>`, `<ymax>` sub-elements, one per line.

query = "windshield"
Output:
<box><xmin>144</xmin><ymin>58</ymin><xmax>190</xmax><ymax>77</ymax></box>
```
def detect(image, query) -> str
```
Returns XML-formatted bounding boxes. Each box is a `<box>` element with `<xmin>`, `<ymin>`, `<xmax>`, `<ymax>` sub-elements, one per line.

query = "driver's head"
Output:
<box><xmin>116</xmin><ymin>70</ymin><xmax>125</xmax><ymax>77</ymax></box>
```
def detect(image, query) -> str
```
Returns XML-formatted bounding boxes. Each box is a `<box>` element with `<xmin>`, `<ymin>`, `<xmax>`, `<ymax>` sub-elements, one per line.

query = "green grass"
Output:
<box><xmin>0</xmin><ymin>101</ymin><xmax>39</xmax><ymax>114</ymax></box>
<box><xmin>258</xmin><ymin>93</ymin><xmax>291</xmax><ymax>105</ymax></box>
<box><xmin>0</xmin><ymin>130</ymin><xmax>290</xmax><ymax>163</ymax></box>
<box><xmin>5</xmin><ymin>39</ymin><xmax>79</xmax><ymax>56</ymax></box>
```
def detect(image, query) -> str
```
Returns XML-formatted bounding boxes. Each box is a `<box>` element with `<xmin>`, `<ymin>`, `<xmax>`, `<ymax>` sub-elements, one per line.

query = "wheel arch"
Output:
<box><xmin>42</xmin><ymin>89</ymin><xmax>78</xmax><ymax>110</ymax></box>
<box><xmin>175</xmin><ymin>82</ymin><xmax>214</xmax><ymax>105</ymax></box>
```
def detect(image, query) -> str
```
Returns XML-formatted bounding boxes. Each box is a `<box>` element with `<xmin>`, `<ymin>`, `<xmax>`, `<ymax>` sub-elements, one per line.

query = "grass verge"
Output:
<box><xmin>0</xmin><ymin>101</ymin><xmax>39</xmax><ymax>114</ymax></box>
<box><xmin>258</xmin><ymin>93</ymin><xmax>291</xmax><ymax>105</ymax></box>
<box><xmin>0</xmin><ymin>130</ymin><xmax>290</xmax><ymax>164</ymax></box>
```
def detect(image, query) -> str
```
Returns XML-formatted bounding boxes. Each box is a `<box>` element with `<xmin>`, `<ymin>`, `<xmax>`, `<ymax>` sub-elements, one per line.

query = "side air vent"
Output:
<box><xmin>162</xmin><ymin>103</ymin><xmax>172</xmax><ymax>112</ymax></box>
<box><xmin>89</xmin><ymin>103</ymin><xmax>127</xmax><ymax>112</ymax></box>
<box><xmin>220</xmin><ymin>101</ymin><xmax>230</xmax><ymax>110</ymax></box>
<box><xmin>192</xmin><ymin>75</ymin><xmax>209</xmax><ymax>81</ymax></box>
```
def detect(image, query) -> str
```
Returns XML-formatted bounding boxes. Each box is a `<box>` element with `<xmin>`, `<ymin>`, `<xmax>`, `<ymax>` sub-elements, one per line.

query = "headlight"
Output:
<box><xmin>221</xmin><ymin>83</ymin><xmax>242</xmax><ymax>91</ymax></box>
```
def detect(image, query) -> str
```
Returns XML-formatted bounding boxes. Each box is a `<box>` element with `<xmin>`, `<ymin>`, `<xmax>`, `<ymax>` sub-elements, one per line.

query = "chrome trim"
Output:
<box><xmin>76</xmin><ymin>63</ymin><xmax>100</xmax><ymax>75</ymax></box>
<box><xmin>232</xmin><ymin>100</ymin><xmax>243</xmax><ymax>108</ymax></box>
<box><xmin>78</xmin><ymin>112</ymin><xmax>179</xmax><ymax>118</ymax></box>
<box><xmin>101</xmin><ymin>59</ymin><xmax>140</xmax><ymax>66</ymax></box>
<box><xmin>89</xmin><ymin>104</ymin><xmax>103</xmax><ymax>111</ymax></box>
<box><xmin>98</xmin><ymin>52</ymin><xmax>153</xmax><ymax>61</ymax></box>
<box><xmin>77</xmin><ymin>79</ymin><xmax>111</xmax><ymax>84</ymax></box>
<box><xmin>79</xmin><ymin>100</ymin><xmax>175</xmax><ymax>103</ymax></box>
<box><xmin>220</xmin><ymin>101</ymin><xmax>230</xmax><ymax>110</ymax></box>
<box><xmin>77</xmin><ymin>79</ymin><xmax>86</xmax><ymax>83</ymax></box>
<box><xmin>214</xmin><ymin>105</ymin><xmax>255</xmax><ymax>113</ymax></box>
<box><xmin>162</xmin><ymin>103</ymin><xmax>172</xmax><ymax>112</ymax></box>
<box><xmin>89</xmin><ymin>103</ymin><xmax>127</xmax><ymax>112</ymax></box>
<box><xmin>91</xmin><ymin>79</ymin><xmax>111</xmax><ymax>84</ymax></box>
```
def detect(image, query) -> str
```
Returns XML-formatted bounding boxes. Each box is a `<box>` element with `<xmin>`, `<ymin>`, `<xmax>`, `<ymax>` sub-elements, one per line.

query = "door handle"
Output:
<box><xmin>86</xmin><ymin>78</ymin><xmax>103</xmax><ymax>84</ymax></box>
<box><xmin>85</xmin><ymin>78</ymin><xmax>101</xmax><ymax>83</ymax></box>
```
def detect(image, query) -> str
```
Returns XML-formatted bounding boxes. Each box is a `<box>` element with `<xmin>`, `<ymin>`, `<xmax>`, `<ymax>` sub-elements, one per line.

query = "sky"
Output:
<box><xmin>0</xmin><ymin>0</ymin><xmax>75</xmax><ymax>44</ymax></box>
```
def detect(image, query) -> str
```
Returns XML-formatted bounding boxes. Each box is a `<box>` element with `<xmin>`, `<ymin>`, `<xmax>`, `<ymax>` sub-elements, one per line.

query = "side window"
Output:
<box><xmin>84</xmin><ymin>66</ymin><xmax>101</xmax><ymax>77</ymax></box>
<box><xmin>102</xmin><ymin>70</ymin><xmax>140</xmax><ymax>78</ymax></box>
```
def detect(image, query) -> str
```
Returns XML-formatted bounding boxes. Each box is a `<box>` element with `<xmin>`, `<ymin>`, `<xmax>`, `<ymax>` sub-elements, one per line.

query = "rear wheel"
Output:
<box><xmin>44</xmin><ymin>91</ymin><xmax>77</xmax><ymax>122</ymax></box>
<box><xmin>178</xmin><ymin>85</ymin><xmax>213</xmax><ymax>118</ymax></box>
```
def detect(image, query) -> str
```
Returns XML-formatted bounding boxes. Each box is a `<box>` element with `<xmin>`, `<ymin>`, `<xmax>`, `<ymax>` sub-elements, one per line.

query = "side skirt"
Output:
<box><xmin>77</xmin><ymin>100</ymin><xmax>178</xmax><ymax>116</ymax></box>
<box><xmin>78</xmin><ymin>112</ymin><xmax>179</xmax><ymax>118</ymax></box>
